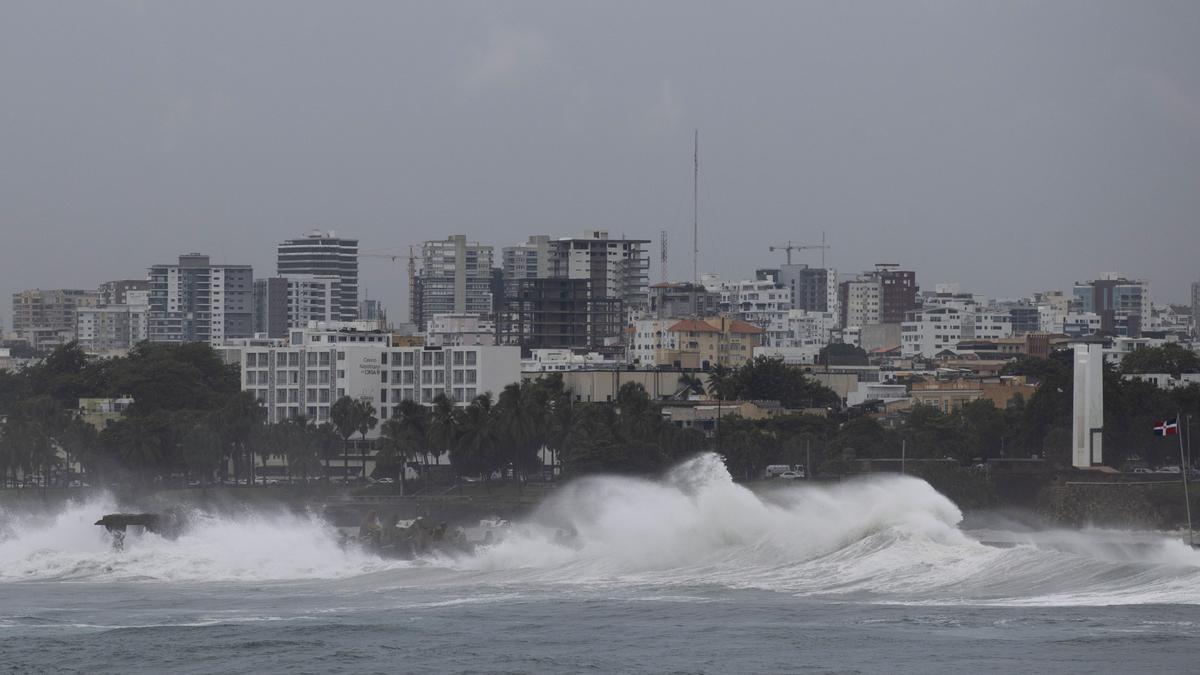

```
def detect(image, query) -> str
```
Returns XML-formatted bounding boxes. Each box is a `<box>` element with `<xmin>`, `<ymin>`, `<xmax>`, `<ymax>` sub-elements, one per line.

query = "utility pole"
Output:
<box><xmin>693</xmin><ymin>129</ymin><xmax>699</xmax><ymax>285</ymax></box>
<box><xmin>1179</xmin><ymin>411</ymin><xmax>1194</xmax><ymax>547</ymax></box>
<box><xmin>806</xmin><ymin>437</ymin><xmax>811</xmax><ymax>480</ymax></box>
<box><xmin>901</xmin><ymin>438</ymin><xmax>906</xmax><ymax>475</ymax></box>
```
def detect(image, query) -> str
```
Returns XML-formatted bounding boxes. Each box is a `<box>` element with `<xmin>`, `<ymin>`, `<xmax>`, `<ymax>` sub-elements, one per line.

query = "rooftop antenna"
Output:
<box><xmin>693</xmin><ymin>129</ymin><xmax>699</xmax><ymax>284</ymax></box>
<box><xmin>821</xmin><ymin>231</ymin><xmax>827</xmax><ymax>269</ymax></box>
<box><xmin>660</xmin><ymin>229</ymin><xmax>668</xmax><ymax>283</ymax></box>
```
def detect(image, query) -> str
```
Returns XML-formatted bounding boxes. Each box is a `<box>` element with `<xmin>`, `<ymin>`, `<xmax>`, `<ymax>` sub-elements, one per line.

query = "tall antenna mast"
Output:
<box><xmin>660</xmin><ymin>229</ymin><xmax>668</xmax><ymax>283</ymax></box>
<box><xmin>821</xmin><ymin>230</ymin><xmax>827</xmax><ymax>269</ymax></box>
<box><xmin>693</xmin><ymin>129</ymin><xmax>699</xmax><ymax>284</ymax></box>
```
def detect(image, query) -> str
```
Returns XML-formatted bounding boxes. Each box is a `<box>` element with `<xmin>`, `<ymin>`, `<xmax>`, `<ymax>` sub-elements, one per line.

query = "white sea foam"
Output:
<box><xmin>0</xmin><ymin>495</ymin><xmax>397</xmax><ymax>582</ymax></box>
<box><xmin>453</xmin><ymin>453</ymin><xmax>1200</xmax><ymax>605</ymax></box>
<box><xmin>3</xmin><ymin>455</ymin><xmax>1199</xmax><ymax>606</ymax></box>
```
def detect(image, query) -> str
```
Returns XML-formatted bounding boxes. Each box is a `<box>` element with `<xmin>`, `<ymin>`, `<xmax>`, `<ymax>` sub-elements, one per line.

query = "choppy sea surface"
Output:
<box><xmin>2</xmin><ymin>455</ymin><xmax>1198</xmax><ymax>674</ymax></box>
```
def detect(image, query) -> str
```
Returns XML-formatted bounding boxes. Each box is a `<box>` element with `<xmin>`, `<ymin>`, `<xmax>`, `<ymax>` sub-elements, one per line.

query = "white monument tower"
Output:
<box><xmin>1071</xmin><ymin>340</ymin><xmax>1105</xmax><ymax>468</ymax></box>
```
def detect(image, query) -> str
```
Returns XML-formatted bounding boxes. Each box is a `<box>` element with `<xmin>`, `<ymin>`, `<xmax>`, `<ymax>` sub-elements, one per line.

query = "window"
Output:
<box><xmin>434</xmin><ymin>352</ymin><xmax>445</xmax><ymax>366</ymax></box>
<box><xmin>380</xmin><ymin>389</ymin><xmax>387</xmax><ymax>403</ymax></box>
<box><xmin>466</xmin><ymin>370</ymin><xmax>476</xmax><ymax>384</ymax></box>
<box><xmin>453</xmin><ymin>370</ymin><xmax>463</xmax><ymax>384</ymax></box>
<box><xmin>422</xmin><ymin>370</ymin><xmax>432</xmax><ymax>384</ymax></box>
<box><xmin>381</xmin><ymin>352</ymin><xmax>388</xmax><ymax>365</ymax></box>
<box><xmin>337</xmin><ymin>370</ymin><xmax>345</xmax><ymax>379</ymax></box>
<box><xmin>465</xmin><ymin>352</ymin><xmax>477</xmax><ymax>366</ymax></box>
<box><xmin>434</xmin><ymin>370</ymin><xmax>444</xmax><ymax>384</ymax></box>
<box><xmin>337</xmin><ymin>351</ymin><xmax>345</xmax><ymax>361</ymax></box>
<box><xmin>453</xmin><ymin>352</ymin><xmax>464</xmax><ymax>365</ymax></box>
<box><xmin>380</xmin><ymin>369</ymin><xmax>387</xmax><ymax>382</ymax></box>
<box><xmin>422</xmin><ymin>352</ymin><xmax>433</xmax><ymax>366</ymax></box>
<box><xmin>289</xmin><ymin>353</ymin><xmax>299</xmax><ymax>367</ymax></box>
<box><xmin>319</xmin><ymin>352</ymin><xmax>331</xmax><ymax>366</ymax></box>
<box><xmin>403</xmin><ymin>352</ymin><xmax>414</xmax><ymax>366</ymax></box>
<box><xmin>319</xmin><ymin>389</ymin><xmax>330</xmax><ymax>403</ymax></box>
<box><xmin>307</xmin><ymin>352</ymin><xmax>318</xmax><ymax>366</ymax></box>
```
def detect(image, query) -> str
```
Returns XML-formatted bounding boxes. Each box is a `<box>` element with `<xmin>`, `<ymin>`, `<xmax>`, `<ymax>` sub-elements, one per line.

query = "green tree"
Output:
<box><xmin>1121</xmin><ymin>344</ymin><xmax>1200</xmax><ymax>378</ymax></box>
<box><xmin>330</xmin><ymin>396</ymin><xmax>359</xmax><ymax>480</ymax></box>
<box><xmin>353</xmin><ymin>399</ymin><xmax>378</xmax><ymax>477</ymax></box>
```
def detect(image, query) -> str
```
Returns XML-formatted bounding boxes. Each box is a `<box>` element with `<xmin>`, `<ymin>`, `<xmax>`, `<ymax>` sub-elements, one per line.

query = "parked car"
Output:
<box><xmin>375</xmin><ymin>477</ymin><xmax>395</xmax><ymax>485</ymax></box>
<box><xmin>777</xmin><ymin>471</ymin><xmax>805</xmax><ymax>480</ymax></box>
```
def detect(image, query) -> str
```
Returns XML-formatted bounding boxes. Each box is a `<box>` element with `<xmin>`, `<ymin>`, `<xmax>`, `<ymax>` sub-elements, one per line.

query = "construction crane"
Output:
<box><xmin>769</xmin><ymin>235</ymin><xmax>831</xmax><ymax>266</ymax></box>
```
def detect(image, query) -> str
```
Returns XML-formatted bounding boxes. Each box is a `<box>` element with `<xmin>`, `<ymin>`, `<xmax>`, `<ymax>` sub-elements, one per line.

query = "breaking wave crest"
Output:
<box><xmin>457</xmin><ymin>453</ymin><xmax>1200</xmax><ymax>606</ymax></box>
<box><xmin>0</xmin><ymin>495</ymin><xmax>395</xmax><ymax>582</ymax></box>
<box><xmin>2</xmin><ymin>454</ymin><xmax>1199</xmax><ymax>606</ymax></box>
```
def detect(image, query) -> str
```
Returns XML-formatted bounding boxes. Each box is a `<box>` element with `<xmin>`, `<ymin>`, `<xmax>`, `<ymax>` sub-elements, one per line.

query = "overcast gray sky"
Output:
<box><xmin>3</xmin><ymin>0</ymin><xmax>1199</xmax><ymax>324</ymax></box>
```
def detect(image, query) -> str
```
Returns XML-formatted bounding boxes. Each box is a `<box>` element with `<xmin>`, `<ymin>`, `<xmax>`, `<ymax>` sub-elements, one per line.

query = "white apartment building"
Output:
<box><xmin>75</xmin><ymin>299</ymin><xmax>150</xmax><ymax>352</ymax></box>
<box><xmin>241</xmin><ymin>324</ymin><xmax>520</xmax><ymax>431</ymax></box>
<box><xmin>412</xmin><ymin>235</ymin><xmax>495</xmax><ymax>329</ymax></box>
<box><xmin>764</xmin><ymin>309</ymin><xmax>839</xmax><ymax>349</ymax></box>
<box><xmin>627</xmin><ymin>318</ymin><xmax>681</xmax><ymax>367</ymax></box>
<box><xmin>548</xmin><ymin>231</ymin><xmax>651</xmax><ymax>311</ymax></box>
<box><xmin>710</xmin><ymin>278</ymin><xmax>792</xmax><ymax>328</ymax></box>
<box><xmin>842</xmin><ymin>278</ymin><xmax>881</xmax><ymax>328</ymax></box>
<box><xmin>901</xmin><ymin>307</ymin><xmax>1013</xmax><ymax>358</ymax></box>
<box><xmin>148</xmin><ymin>254</ymin><xmax>254</xmax><ymax>346</ymax></box>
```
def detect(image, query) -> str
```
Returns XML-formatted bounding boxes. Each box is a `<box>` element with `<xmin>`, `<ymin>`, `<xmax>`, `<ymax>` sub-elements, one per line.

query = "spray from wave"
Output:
<box><xmin>0</xmin><ymin>495</ymin><xmax>396</xmax><ymax>582</ymax></box>
<box><xmin>455</xmin><ymin>453</ymin><xmax>1200</xmax><ymax>605</ymax></box>
<box><xmin>2</xmin><ymin>454</ymin><xmax>1198</xmax><ymax>605</ymax></box>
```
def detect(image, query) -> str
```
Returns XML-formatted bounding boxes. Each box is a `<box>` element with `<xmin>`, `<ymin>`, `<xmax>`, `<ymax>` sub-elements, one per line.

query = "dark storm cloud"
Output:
<box><xmin>2</xmin><ymin>0</ymin><xmax>1198</xmax><ymax>322</ymax></box>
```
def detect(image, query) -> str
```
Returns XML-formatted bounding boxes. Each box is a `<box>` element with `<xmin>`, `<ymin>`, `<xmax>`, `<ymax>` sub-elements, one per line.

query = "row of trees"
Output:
<box><xmin>4</xmin><ymin>341</ymin><xmax>1196</xmax><ymax>491</ymax></box>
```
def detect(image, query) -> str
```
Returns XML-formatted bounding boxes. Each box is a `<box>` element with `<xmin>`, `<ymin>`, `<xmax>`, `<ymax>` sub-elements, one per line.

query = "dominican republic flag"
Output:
<box><xmin>1153</xmin><ymin>418</ymin><xmax>1179</xmax><ymax>437</ymax></box>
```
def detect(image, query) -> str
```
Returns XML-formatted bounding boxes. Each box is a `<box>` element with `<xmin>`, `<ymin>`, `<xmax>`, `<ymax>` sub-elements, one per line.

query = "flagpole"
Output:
<box><xmin>1178</xmin><ymin>412</ymin><xmax>1194</xmax><ymax>547</ymax></box>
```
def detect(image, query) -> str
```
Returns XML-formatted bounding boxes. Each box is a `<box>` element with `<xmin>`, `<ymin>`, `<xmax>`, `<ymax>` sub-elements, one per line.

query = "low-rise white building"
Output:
<box><xmin>901</xmin><ymin>307</ymin><xmax>1012</xmax><ymax>358</ymax></box>
<box><xmin>764</xmin><ymin>309</ymin><xmax>839</xmax><ymax>349</ymax></box>
<box><xmin>522</xmin><ymin>349</ymin><xmax>621</xmax><ymax>372</ymax></box>
<box><xmin>241</xmin><ymin>324</ymin><xmax>520</xmax><ymax>430</ymax></box>
<box><xmin>846</xmin><ymin>382</ymin><xmax>909</xmax><ymax>407</ymax></box>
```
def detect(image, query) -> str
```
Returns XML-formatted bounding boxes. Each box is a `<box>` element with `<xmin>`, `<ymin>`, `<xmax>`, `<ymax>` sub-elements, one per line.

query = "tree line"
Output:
<box><xmin>2</xmin><ymin>342</ymin><xmax>1196</xmax><ymax>491</ymax></box>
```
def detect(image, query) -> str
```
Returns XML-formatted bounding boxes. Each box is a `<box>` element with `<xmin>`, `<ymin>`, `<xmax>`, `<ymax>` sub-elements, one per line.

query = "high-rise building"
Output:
<box><xmin>776</xmin><ymin>264</ymin><xmax>838</xmax><ymax>314</ymax></box>
<box><xmin>76</xmin><ymin>303</ymin><xmax>150</xmax><ymax>352</ymax></box>
<box><xmin>254</xmin><ymin>276</ymin><xmax>339</xmax><ymax>338</ymax></box>
<box><xmin>496</xmin><ymin>278</ymin><xmax>623</xmax><ymax>355</ymax></box>
<box><xmin>411</xmin><ymin>235</ymin><xmax>495</xmax><ymax>330</ymax></box>
<box><xmin>501</xmin><ymin>235</ymin><xmax>552</xmax><ymax>295</ymax></box>
<box><xmin>11</xmin><ymin>288</ymin><xmax>99</xmax><ymax>351</ymax></box>
<box><xmin>839</xmin><ymin>265</ymin><xmax>918</xmax><ymax>327</ymax></box>
<box><xmin>1072</xmin><ymin>275</ymin><xmax>1150</xmax><ymax>337</ymax></box>
<box><xmin>148</xmin><ymin>254</ymin><xmax>254</xmax><ymax>345</ymax></box>
<box><xmin>546</xmin><ymin>231</ymin><xmax>651</xmax><ymax>312</ymax></box>
<box><xmin>277</xmin><ymin>231</ymin><xmax>359</xmax><ymax>321</ymax></box>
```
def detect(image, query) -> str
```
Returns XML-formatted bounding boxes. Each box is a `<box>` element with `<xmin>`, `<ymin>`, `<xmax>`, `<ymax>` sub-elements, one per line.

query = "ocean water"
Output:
<box><xmin>1</xmin><ymin>454</ymin><xmax>1198</xmax><ymax>674</ymax></box>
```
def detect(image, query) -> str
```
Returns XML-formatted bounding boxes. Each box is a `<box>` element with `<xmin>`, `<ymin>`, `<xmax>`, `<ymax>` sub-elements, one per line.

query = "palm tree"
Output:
<box><xmin>393</xmin><ymin>399</ymin><xmax>429</xmax><ymax>484</ymax></box>
<box><xmin>427</xmin><ymin>394</ymin><xmax>458</xmax><ymax>479</ymax></box>
<box><xmin>377</xmin><ymin>417</ymin><xmax>417</xmax><ymax>494</ymax></box>
<box><xmin>222</xmin><ymin>391</ymin><xmax>265</xmax><ymax>485</ymax></box>
<box><xmin>353</xmin><ymin>399</ymin><xmax>378</xmax><ymax>479</ymax></box>
<box><xmin>330</xmin><ymin>396</ymin><xmax>358</xmax><ymax>481</ymax></box>
<box><xmin>452</xmin><ymin>393</ymin><xmax>498</xmax><ymax>483</ymax></box>
<box><xmin>495</xmin><ymin>381</ymin><xmax>546</xmax><ymax>489</ymax></box>
<box><xmin>675</xmin><ymin>372</ymin><xmax>707</xmax><ymax>400</ymax></box>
